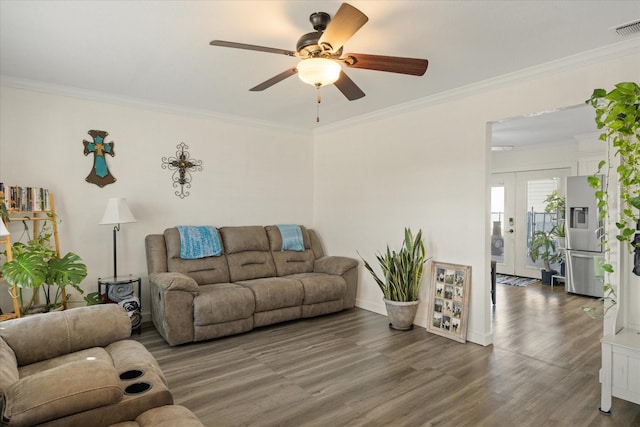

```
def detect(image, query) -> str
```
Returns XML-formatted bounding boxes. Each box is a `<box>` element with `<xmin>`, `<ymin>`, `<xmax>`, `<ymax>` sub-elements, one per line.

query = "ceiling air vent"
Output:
<box><xmin>615</xmin><ymin>19</ymin><xmax>640</xmax><ymax>36</ymax></box>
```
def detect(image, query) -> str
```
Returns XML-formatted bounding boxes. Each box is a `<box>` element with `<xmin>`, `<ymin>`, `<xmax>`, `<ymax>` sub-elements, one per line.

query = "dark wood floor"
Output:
<box><xmin>136</xmin><ymin>282</ymin><xmax>640</xmax><ymax>426</ymax></box>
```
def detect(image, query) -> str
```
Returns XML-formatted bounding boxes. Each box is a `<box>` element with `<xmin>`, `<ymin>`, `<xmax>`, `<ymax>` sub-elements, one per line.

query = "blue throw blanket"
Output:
<box><xmin>177</xmin><ymin>225</ymin><xmax>222</xmax><ymax>259</ymax></box>
<box><xmin>277</xmin><ymin>224</ymin><xmax>304</xmax><ymax>251</ymax></box>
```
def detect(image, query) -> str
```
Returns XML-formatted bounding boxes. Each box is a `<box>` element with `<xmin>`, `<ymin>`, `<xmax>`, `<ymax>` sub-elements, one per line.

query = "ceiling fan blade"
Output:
<box><xmin>318</xmin><ymin>3</ymin><xmax>368</xmax><ymax>53</ymax></box>
<box><xmin>249</xmin><ymin>68</ymin><xmax>297</xmax><ymax>91</ymax></box>
<box><xmin>209</xmin><ymin>40</ymin><xmax>295</xmax><ymax>57</ymax></box>
<box><xmin>334</xmin><ymin>71</ymin><xmax>365</xmax><ymax>101</ymax></box>
<box><xmin>342</xmin><ymin>53</ymin><xmax>428</xmax><ymax>76</ymax></box>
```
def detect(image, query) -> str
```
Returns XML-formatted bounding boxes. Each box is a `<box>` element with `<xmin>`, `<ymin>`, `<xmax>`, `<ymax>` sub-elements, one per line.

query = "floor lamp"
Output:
<box><xmin>0</xmin><ymin>219</ymin><xmax>20</xmax><ymax>318</ymax></box>
<box><xmin>100</xmin><ymin>198</ymin><xmax>136</xmax><ymax>279</ymax></box>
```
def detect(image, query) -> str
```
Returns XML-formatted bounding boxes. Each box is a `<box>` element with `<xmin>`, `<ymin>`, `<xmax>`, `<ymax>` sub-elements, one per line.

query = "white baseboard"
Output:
<box><xmin>356</xmin><ymin>297</ymin><xmax>493</xmax><ymax>346</ymax></box>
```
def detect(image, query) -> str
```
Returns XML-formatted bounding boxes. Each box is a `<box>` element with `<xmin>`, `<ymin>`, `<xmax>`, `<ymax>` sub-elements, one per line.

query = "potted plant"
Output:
<box><xmin>585</xmin><ymin>82</ymin><xmax>640</xmax><ymax>313</ymax></box>
<box><xmin>545</xmin><ymin>190</ymin><xmax>566</xmax><ymax>248</ymax></box>
<box><xmin>360</xmin><ymin>228</ymin><xmax>429</xmax><ymax>330</ymax></box>
<box><xmin>1</xmin><ymin>221</ymin><xmax>87</xmax><ymax>315</ymax></box>
<box><xmin>529</xmin><ymin>190</ymin><xmax>565</xmax><ymax>284</ymax></box>
<box><xmin>529</xmin><ymin>229</ymin><xmax>562</xmax><ymax>285</ymax></box>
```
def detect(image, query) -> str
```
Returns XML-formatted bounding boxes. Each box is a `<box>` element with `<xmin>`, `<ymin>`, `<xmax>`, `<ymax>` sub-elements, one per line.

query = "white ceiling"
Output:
<box><xmin>490</xmin><ymin>104</ymin><xmax>599</xmax><ymax>151</ymax></box>
<box><xmin>1</xmin><ymin>1</ymin><xmax>639</xmax><ymax>141</ymax></box>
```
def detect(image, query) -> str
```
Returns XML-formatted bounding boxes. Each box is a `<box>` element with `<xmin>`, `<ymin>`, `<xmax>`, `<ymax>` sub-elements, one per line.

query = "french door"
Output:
<box><xmin>491</xmin><ymin>168</ymin><xmax>570</xmax><ymax>278</ymax></box>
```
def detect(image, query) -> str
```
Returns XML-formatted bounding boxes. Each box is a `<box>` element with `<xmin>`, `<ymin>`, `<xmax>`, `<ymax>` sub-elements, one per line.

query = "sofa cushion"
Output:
<box><xmin>18</xmin><ymin>347</ymin><xmax>112</xmax><ymax>379</ymax></box>
<box><xmin>2</xmin><ymin>359</ymin><xmax>122</xmax><ymax>427</ymax></box>
<box><xmin>193</xmin><ymin>283</ymin><xmax>256</xmax><ymax>325</ymax></box>
<box><xmin>287</xmin><ymin>273</ymin><xmax>347</xmax><ymax>305</ymax></box>
<box><xmin>164</xmin><ymin>228</ymin><xmax>230</xmax><ymax>285</ymax></box>
<box><xmin>220</xmin><ymin>226</ymin><xmax>270</xmax><ymax>253</ymax></box>
<box><xmin>134</xmin><ymin>404</ymin><xmax>204</xmax><ymax>427</ymax></box>
<box><xmin>266</xmin><ymin>225</ymin><xmax>315</xmax><ymax>276</ymax></box>
<box><xmin>221</xmin><ymin>226</ymin><xmax>277</xmax><ymax>281</ymax></box>
<box><xmin>108</xmin><ymin>405</ymin><xmax>205</xmax><ymax>427</ymax></box>
<box><xmin>226</xmin><ymin>250</ymin><xmax>276</xmax><ymax>282</ymax></box>
<box><xmin>0</xmin><ymin>305</ymin><xmax>131</xmax><ymax>367</ymax></box>
<box><xmin>235</xmin><ymin>277</ymin><xmax>304</xmax><ymax>312</ymax></box>
<box><xmin>0</xmin><ymin>338</ymin><xmax>18</xmax><ymax>399</ymax></box>
<box><xmin>302</xmin><ymin>300</ymin><xmax>344</xmax><ymax>318</ymax></box>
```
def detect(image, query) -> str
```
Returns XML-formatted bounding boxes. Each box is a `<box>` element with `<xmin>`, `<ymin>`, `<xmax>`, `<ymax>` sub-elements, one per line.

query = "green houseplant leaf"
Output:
<box><xmin>47</xmin><ymin>252</ymin><xmax>88</xmax><ymax>289</ymax></box>
<box><xmin>1</xmin><ymin>221</ymin><xmax>87</xmax><ymax>314</ymax></box>
<box><xmin>360</xmin><ymin>228</ymin><xmax>429</xmax><ymax>302</ymax></box>
<box><xmin>1</xmin><ymin>251</ymin><xmax>48</xmax><ymax>289</ymax></box>
<box><xmin>584</xmin><ymin>81</ymin><xmax>640</xmax><ymax>314</ymax></box>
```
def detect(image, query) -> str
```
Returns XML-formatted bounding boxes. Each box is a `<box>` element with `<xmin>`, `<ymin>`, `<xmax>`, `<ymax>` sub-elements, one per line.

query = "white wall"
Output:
<box><xmin>1</xmin><ymin>53</ymin><xmax>638</xmax><ymax>343</ymax></box>
<box><xmin>313</xmin><ymin>53</ymin><xmax>640</xmax><ymax>345</ymax></box>
<box><xmin>492</xmin><ymin>144</ymin><xmax>579</xmax><ymax>174</ymax></box>
<box><xmin>0</xmin><ymin>86</ymin><xmax>314</xmax><ymax>314</ymax></box>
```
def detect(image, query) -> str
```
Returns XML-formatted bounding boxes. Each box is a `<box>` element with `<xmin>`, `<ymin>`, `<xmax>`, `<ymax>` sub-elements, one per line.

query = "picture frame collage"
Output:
<box><xmin>426</xmin><ymin>262</ymin><xmax>471</xmax><ymax>343</ymax></box>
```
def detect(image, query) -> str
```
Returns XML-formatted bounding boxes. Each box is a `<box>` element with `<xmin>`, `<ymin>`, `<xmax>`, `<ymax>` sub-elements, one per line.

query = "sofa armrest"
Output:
<box><xmin>149</xmin><ymin>272</ymin><xmax>199</xmax><ymax>294</ymax></box>
<box><xmin>314</xmin><ymin>256</ymin><xmax>358</xmax><ymax>276</ymax></box>
<box><xmin>0</xmin><ymin>337</ymin><xmax>18</xmax><ymax>399</ymax></box>
<box><xmin>2</xmin><ymin>359</ymin><xmax>122</xmax><ymax>427</ymax></box>
<box><xmin>148</xmin><ymin>273</ymin><xmax>198</xmax><ymax>346</ymax></box>
<box><xmin>313</xmin><ymin>256</ymin><xmax>359</xmax><ymax>309</ymax></box>
<box><xmin>0</xmin><ymin>305</ymin><xmax>131</xmax><ymax>367</ymax></box>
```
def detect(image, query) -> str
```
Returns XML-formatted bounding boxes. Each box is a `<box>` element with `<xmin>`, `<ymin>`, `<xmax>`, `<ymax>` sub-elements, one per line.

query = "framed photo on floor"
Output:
<box><xmin>426</xmin><ymin>261</ymin><xmax>471</xmax><ymax>343</ymax></box>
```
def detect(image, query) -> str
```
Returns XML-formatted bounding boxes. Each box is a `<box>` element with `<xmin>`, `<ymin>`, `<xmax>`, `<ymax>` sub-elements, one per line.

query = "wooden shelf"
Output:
<box><xmin>0</xmin><ymin>190</ymin><xmax>62</xmax><ymax>319</ymax></box>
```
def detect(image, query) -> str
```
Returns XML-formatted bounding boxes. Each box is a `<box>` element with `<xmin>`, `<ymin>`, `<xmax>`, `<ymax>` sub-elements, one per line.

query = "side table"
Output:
<box><xmin>97</xmin><ymin>275</ymin><xmax>142</xmax><ymax>333</ymax></box>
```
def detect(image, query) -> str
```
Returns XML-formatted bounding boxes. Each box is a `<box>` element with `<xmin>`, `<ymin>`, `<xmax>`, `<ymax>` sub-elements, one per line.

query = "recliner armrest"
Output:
<box><xmin>0</xmin><ymin>305</ymin><xmax>132</xmax><ymax>366</ymax></box>
<box><xmin>2</xmin><ymin>359</ymin><xmax>122</xmax><ymax>427</ymax></box>
<box><xmin>149</xmin><ymin>272</ymin><xmax>199</xmax><ymax>294</ymax></box>
<box><xmin>314</xmin><ymin>256</ymin><xmax>358</xmax><ymax>276</ymax></box>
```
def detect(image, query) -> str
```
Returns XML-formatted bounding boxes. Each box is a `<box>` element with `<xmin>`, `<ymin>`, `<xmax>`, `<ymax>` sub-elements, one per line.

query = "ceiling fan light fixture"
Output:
<box><xmin>297</xmin><ymin>58</ymin><xmax>341</xmax><ymax>87</ymax></box>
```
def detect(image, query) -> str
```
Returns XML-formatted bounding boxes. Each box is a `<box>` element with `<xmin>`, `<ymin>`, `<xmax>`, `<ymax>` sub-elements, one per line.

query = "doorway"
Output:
<box><xmin>491</xmin><ymin>168</ymin><xmax>570</xmax><ymax>278</ymax></box>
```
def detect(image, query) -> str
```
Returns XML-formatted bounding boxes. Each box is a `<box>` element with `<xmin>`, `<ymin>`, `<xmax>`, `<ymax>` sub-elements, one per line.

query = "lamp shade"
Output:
<box><xmin>0</xmin><ymin>220</ymin><xmax>9</xmax><ymax>237</ymax></box>
<box><xmin>297</xmin><ymin>58</ymin><xmax>341</xmax><ymax>87</ymax></box>
<box><xmin>100</xmin><ymin>198</ymin><xmax>136</xmax><ymax>225</ymax></box>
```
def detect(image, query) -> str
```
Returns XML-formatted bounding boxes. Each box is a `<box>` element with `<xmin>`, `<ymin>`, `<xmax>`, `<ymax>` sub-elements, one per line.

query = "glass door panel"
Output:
<box><xmin>492</xmin><ymin>169</ymin><xmax>570</xmax><ymax>278</ymax></box>
<box><xmin>525</xmin><ymin>178</ymin><xmax>560</xmax><ymax>269</ymax></box>
<box><xmin>491</xmin><ymin>173</ymin><xmax>515</xmax><ymax>275</ymax></box>
<box><xmin>491</xmin><ymin>186</ymin><xmax>505</xmax><ymax>265</ymax></box>
<box><xmin>514</xmin><ymin>169</ymin><xmax>570</xmax><ymax>278</ymax></box>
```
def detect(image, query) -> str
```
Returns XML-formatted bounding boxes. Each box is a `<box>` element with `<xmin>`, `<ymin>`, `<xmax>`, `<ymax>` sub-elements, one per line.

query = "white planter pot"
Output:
<box><xmin>384</xmin><ymin>298</ymin><xmax>420</xmax><ymax>330</ymax></box>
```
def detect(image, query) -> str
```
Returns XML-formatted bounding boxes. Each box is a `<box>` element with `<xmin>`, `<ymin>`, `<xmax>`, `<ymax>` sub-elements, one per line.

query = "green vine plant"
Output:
<box><xmin>584</xmin><ymin>82</ymin><xmax>640</xmax><ymax>318</ymax></box>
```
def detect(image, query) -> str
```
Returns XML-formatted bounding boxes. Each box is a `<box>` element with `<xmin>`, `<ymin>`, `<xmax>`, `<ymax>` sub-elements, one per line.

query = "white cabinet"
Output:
<box><xmin>600</xmin><ymin>328</ymin><xmax>640</xmax><ymax>413</ymax></box>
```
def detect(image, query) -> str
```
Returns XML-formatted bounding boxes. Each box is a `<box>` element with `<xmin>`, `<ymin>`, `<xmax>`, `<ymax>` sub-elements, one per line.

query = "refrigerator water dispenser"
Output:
<box><xmin>570</xmin><ymin>207</ymin><xmax>589</xmax><ymax>229</ymax></box>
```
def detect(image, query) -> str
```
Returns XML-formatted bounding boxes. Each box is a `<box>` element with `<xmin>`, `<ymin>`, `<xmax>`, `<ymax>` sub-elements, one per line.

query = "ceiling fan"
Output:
<box><xmin>209</xmin><ymin>2</ymin><xmax>429</xmax><ymax>101</ymax></box>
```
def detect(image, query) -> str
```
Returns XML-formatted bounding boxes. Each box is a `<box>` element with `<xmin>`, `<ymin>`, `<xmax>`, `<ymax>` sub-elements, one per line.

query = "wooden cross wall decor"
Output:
<box><xmin>161</xmin><ymin>142</ymin><xmax>203</xmax><ymax>198</ymax></box>
<box><xmin>83</xmin><ymin>130</ymin><xmax>116</xmax><ymax>187</ymax></box>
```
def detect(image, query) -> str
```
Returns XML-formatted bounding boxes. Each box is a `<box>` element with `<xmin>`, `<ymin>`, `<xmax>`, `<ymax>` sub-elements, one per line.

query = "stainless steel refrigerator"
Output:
<box><xmin>565</xmin><ymin>175</ymin><xmax>604</xmax><ymax>297</ymax></box>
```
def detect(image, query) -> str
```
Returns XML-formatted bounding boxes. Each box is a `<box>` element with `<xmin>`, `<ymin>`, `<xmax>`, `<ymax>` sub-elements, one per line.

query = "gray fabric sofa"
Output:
<box><xmin>0</xmin><ymin>305</ymin><xmax>178</xmax><ymax>427</ymax></box>
<box><xmin>145</xmin><ymin>225</ymin><xmax>358</xmax><ymax>346</ymax></box>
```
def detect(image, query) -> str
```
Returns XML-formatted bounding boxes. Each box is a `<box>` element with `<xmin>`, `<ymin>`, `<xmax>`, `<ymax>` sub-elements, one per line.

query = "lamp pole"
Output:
<box><xmin>112</xmin><ymin>224</ymin><xmax>120</xmax><ymax>278</ymax></box>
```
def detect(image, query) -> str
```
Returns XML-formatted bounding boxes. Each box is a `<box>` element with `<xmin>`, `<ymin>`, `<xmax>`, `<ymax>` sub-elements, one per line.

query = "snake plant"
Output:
<box><xmin>360</xmin><ymin>228</ymin><xmax>428</xmax><ymax>302</ymax></box>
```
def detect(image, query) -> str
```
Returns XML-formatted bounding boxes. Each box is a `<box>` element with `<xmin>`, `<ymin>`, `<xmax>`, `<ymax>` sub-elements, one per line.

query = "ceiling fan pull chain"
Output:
<box><xmin>316</xmin><ymin>84</ymin><xmax>321</xmax><ymax>123</ymax></box>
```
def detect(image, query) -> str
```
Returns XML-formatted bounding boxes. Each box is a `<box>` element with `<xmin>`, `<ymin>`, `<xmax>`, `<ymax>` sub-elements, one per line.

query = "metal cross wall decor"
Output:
<box><xmin>83</xmin><ymin>130</ymin><xmax>116</xmax><ymax>187</ymax></box>
<box><xmin>161</xmin><ymin>142</ymin><xmax>203</xmax><ymax>199</ymax></box>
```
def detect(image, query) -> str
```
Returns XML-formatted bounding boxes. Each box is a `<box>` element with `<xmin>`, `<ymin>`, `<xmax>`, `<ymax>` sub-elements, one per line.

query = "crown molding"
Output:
<box><xmin>2</xmin><ymin>38</ymin><xmax>637</xmax><ymax>138</ymax></box>
<box><xmin>314</xmin><ymin>38</ymin><xmax>640</xmax><ymax>135</ymax></box>
<box><xmin>0</xmin><ymin>77</ymin><xmax>313</xmax><ymax>137</ymax></box>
